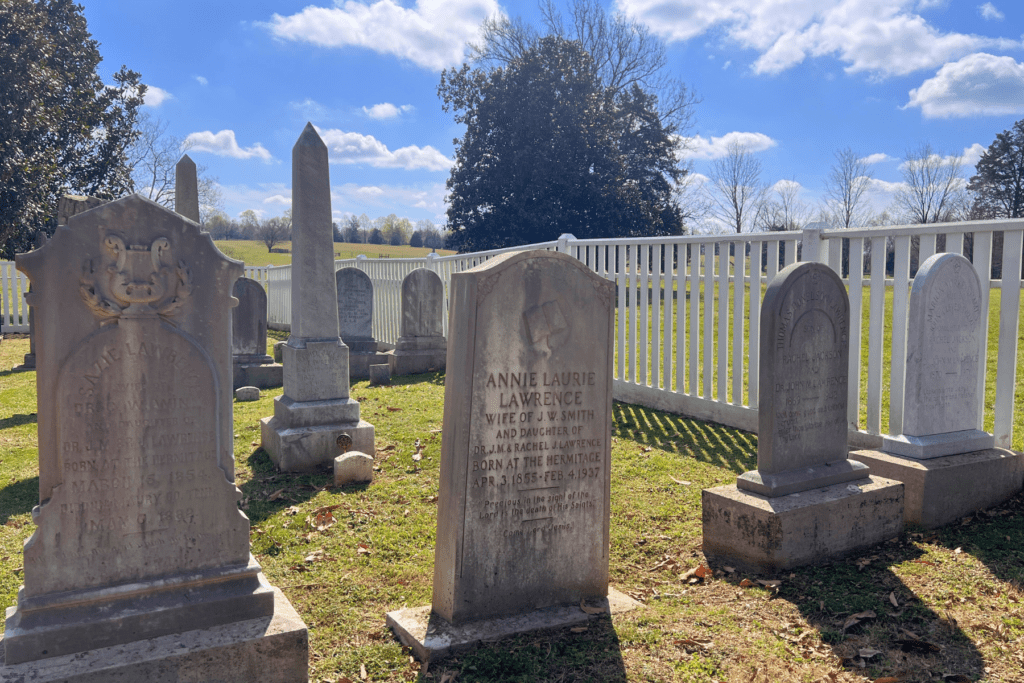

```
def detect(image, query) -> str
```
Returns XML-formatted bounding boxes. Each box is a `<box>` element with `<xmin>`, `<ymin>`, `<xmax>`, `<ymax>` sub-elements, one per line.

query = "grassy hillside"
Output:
<box><xmin>215</xmin><ymin>240</ymin><xmax>456</xmax><ymax>268</ymax></box>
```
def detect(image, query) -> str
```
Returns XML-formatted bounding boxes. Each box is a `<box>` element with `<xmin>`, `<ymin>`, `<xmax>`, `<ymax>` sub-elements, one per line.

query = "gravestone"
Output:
<box><xmin>703</xmin><ymin>262</ymin><xmax>904</xmax><ymax>572</ymax></box>
<box><xmin>18</xmin><ymin>196</ymin><xmax>108</xmax><ymax>372</ymax></box>
<box><xmin>232</xmin><ymin>277</ymin><xmax>283</xmax><ymax>389</ymax></box>
<box><xmin>3</xmin><ymin>194</ymin><xmax>307</xmax><ymax>681</ymax></box>
<box><xmin>336</xmin><ymin>267</ymin><xmax>387</xmax><ymax>379</ymax></box>
<box><xmin>260</xmin><ymin>124</ymin><xmax>374</xmax><ymax>472</ymax></box>
<box><xmin>853</xmin><ymin>253</ymin><xmax>1023</xmax><ymax>527</ymax></box>
<box><xmin>385</xmin><ymin>268</ymin><xmax>447</xmax><ymax>375</ymax></box>
<box><xmin>387</xmin><ymin>250</ymin><xmax>636</xmax><ymax>662</ymax></box>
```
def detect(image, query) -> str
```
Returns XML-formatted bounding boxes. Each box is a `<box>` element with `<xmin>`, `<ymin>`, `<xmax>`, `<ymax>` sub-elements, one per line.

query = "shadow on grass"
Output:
<box><xmin>381</xmin><ymin>370</ymin><xmax>446</xmax><ymax>388</ymax></box>
<box><xmin>240</xmin><ymin>448</ymin><xmax>333</xmax><ymax>524</ymax></box>
<box><xmin>0</xmin><ymin>367</ymin><xmax>33</xmax><ymax>379</ymax></box>
<box><xmin>0</xmin><ymin>412</ymin><xmax>36</xmax><ymax>431</ymax></box>
<box><xmin>927</xmin><ymin>490</ymin><xmax>1024</xmax><ymax>587</ymax></box>
<box><xmin>613</xmin><ymin>401</ymin><xmax>756</xmax><ymax>475</ymax></box>
<box><xmin>422</xmin><ymin>615</ymin><xmax>628</xmax><ymax>683</ymax></box>
<box><xmin>0</xmin><ymin>476</ymin><xmax>39</xmax><ymax>523</ymax></box>
<box><xmin>719</xmin><ymin>540</ymin><xmax>986</xmax><ymax>681</ymax></box>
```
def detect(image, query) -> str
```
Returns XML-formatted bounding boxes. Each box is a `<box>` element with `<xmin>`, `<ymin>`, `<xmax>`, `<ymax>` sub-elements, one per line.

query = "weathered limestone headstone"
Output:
<box><xmin>703</xmin><ymin>262</ymin><xmax>904</xmax><ymax>572</ymax></box>
<box><xmin>4</xmin><ymin>194</ymin><xmax>307</xmax><ymax>681</ymax></box>
<box><xmin>232</xmin><ymin>277</ymin><xmax>283</xmax><ymax>389</ymax></box>
<box><xmin>260</xmin><ymin>124</ymin><xmax>374</xmax><ymax>472</ymax></box>
<box><xmin>387</xmin><ymin>250</ymin><xmax>636</xmax><ymax>662</ymax></box>
<box><xmin>336</xmin><ymin>267</ymin><xmax>387</xmax><ymax>379</ymax></box>
<box><xmin>853</xmin><ymin>253</ymin><xmax>1023</xmax><ymax>527</ymax></box>
<box><xmin>385</xmin><ymin>268</ymin><xmax>447</xmax><ymax>375</ymax></box>
<box><xmin>175</xmin><ymin>154</ymin><xmax>200</xmax><ymax>224</ymax></box>
<box><xmin>19</xmin><ymin>197</ymin><xmax>108</xmax><ymax>371</ymax></box>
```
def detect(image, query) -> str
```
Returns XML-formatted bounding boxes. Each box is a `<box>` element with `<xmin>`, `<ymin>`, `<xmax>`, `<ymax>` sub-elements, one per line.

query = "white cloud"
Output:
<box><xmin>979</xmin><ymin>2</ymin><xmax>1004</xmax><ymax>20</ymax></box>
<box><xmin>905</xmin><ymin>53</ymin><xmax>1024</xmax><ymax>118</ymax></box>
<box><xmin>362</xmin><ymin>102</ymin><xmax>415</xmax><ymax>119</ymax></box>
<box><xmin>195</xmin><ymin>75</ymin><xmax>208</xmax><ymax>86</ymax></box>
<box><xmin>317</xmin><ymin>128</ymin><xmax>450</xmax><ymax>170</ymax></box>
<box><xmin>264</xmin><ymin>194</ymin><xmax>291</xmax><ymax>205</ymax></box>
<box><xmin>896</xmin><ymin>145</ymin><xmax>985</xmax><ymax>170</ymax></box>
<box><xmin>962</xmin><ymin>143</ymin><xmax>986</xmax><ymax>167</ymax></box>
<box><xmin>617</xmin><ymin>0</ymin><xmax>1021</xmax><ymax>78</ymax></box>
<box><xmin>333</xmin><ymin>182</ymin><xmax>447</xmax><ymax>213</ymax></box>
<box><xmin>680</xmin><ymin>131</ymin><xmax>778</xmax><ymax>159</ymax></box>
<box><xmin>143</xmin><ymin>85</ymin><xmax>173</xmax><ymax>108</ymax></box>
<box><xmin>264</xmin><ymin>0</ymin><xmax>500</xmax><ymax>72</ymax></box>
<box><xmin>771</xmin><ymin>178</ymin><xmax>803</xmax><ymax>193</ymax></box>
<box><xmin>184</xmin><ymin>130</ymin><xmax>274</xmax><ymax>161</ymax></box>
<box><xmin>860</xmin><ymin>153</ymin><xmax>890</xmax><ymax>164</ymax></box>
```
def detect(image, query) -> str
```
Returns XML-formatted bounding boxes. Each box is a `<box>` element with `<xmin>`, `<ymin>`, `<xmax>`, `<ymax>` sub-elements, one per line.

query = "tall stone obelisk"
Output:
<box><xmin>175</xmin><ymin>154</ymin><xmax>200</xmax><ymax>223</ymax></box>
<box><xmin>261</xmin><ymin>124</ymin><xmax>374</xmax><ymax>471</ymax></box>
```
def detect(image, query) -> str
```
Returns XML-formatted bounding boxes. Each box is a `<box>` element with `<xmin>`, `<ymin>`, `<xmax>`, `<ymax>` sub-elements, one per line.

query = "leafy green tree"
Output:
<box><xmin>409</xmin><ymin>230</ymin><xmax>423</xmax><ymax>248</ymax></box>
<box><xmin>367</xmin><ymin>227</ymin><xmax>384</xmax><ymax>245</ymax></box>
<box><xmin>440</xmin><ymin>36</ymin><xmax>685</xmax><ymax>252</ymax></box>
<box><xmin>969</xmin><ymin>119</ymin><xmax>1024</xmax><ymax>219</ymax></box>
<box><xmin>342</xmin><ymin>216</ymin><xmax>362</xmax><ymax>243</ymax></box>
<box><xmin>1</xmin><ymin>0</ymin><xmax>144</xmax><ymax>257</ymax></box>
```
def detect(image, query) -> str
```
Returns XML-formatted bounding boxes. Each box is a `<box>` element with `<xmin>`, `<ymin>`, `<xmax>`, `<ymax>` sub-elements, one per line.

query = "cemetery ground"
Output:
<box><xmin>1</xmin><ymin>336</ymin><xmax>1022</xmax><ymax>682</ymax></box>
<box><xmin>214</xmin><ymin>240</ymin><xmax>456</xmax><ymax>267</ymax></box>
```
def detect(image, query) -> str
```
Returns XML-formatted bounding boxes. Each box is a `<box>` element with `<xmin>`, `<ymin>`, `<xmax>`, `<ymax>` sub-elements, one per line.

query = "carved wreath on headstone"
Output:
<box><xmin>80</xmin><ymin>232</ymin><xmax>192</xmax><ymax>324</ymax></box>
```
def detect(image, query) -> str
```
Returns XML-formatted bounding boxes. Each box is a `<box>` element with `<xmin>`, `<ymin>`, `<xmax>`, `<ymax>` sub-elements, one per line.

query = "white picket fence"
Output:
<box><xmin>7</xmin><ymin>219</ymin><xmax>1024</xmax><ymax>450</ymax></box>
<box><xmin>0</xmin><ymin>261</ymin><xmax>30</xmax><ymax>333</ymax></box>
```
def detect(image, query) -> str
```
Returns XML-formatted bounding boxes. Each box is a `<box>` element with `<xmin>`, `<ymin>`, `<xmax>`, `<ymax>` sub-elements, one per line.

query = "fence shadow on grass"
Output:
<box><xmin>717</xmin><ymin>541</ymin><xmax>987</xmax><ymax>681</ymax></box>
<box><xmin>927</xmin><ymin>491</ymin><xmax>1024</xmax><ymax>587</ymax></box>
<box><xmin>0</xmin><ymin>475</ymin><xmax>39</xmax><ymax>523</ymax></box>
<box><xmin>613</xmin><ymin>401</ymin><xmax>756</xmax><ymax>475</ymax></box>
<box><xmin>421</xmin><ymin>614</ymin><xmax>627</xmax><ymax>683</ymax></box>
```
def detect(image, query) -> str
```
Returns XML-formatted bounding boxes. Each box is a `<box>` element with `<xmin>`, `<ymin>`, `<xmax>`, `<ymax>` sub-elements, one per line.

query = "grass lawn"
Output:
<box><xmin>215</xmin><ymin>240</ymin><xmax>456</xmax><ymax>268</ymax></box>
<box><xmin>1</xmin><ymin>332</ymin><xmax>1022</xmax><ymax>682</ymax></box>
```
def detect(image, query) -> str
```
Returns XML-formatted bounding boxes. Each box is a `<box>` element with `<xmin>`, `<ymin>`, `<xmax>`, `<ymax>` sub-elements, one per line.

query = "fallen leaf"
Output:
<box><xmin>386</xmin><ymin>406</ymin><xmax>401</xmax><ymax>412</ymax></box>
<box><xmin>439</xmin><ymin>673</ymin><xmax>456</xmax><ymax>683</ymax></box>
<box><xmin>757</xmin><ymin>579</ymin><xmax>781</xmax><ymax>589</ymax></box>
<box><xmin>740</xmin><ymin>579</ymin><xmax>755</xmax><ymax>588</ymax></box>
<box><xmin>356</xmin><ymin>544</ymin><xmax>371</xmax><ymax>555</ymax></box>
<box><xmin>723</xmin><ymin>566</ymin><xmax>736</xmax><ymax>574</ymax></box>
<box><xmin>912</xmin><ymin>559</ymin><xmax>937</xmax><ymax>567</ymax></box>
<box><xmin>843</xmin><ymin>610</ymin><xmax>876</xmax><ymax>631</ymax></box>
<box><xmin>873</xmin><ymin>677</ymin><xmax>903</xmax><ymax>683</ymax></box>
<box><xmin>579</xmin><ymin>599</ymin><xmax>606</xmax><ymax>615</ymax></box>
<box><xmin>942</xmin><ymin>675</ymin><xmax>971</xmax><ymax>682</ymax></box>
<box><xmin>859</xmin><ymin>648</ymin><xmax>882</xmax><ymax>658</ymax></box>
<box><xmin>889</xmin><ymin>592</ymin><xmax>899</xmax><ymax>607</ymax></box>
<box><xmin>953</xmin><ymin>547</ymin><xmax>963</xmax><ymax>555</ymax></box>
<box><xmin>669</xmin><ymin>476</ymin><xmax>692</xmax><ymax>485</ymax></box>
<box><xmin>569</xmin><ymin>626</ymin><xmax>588</xmax><ymax>633</ymax></box>
<box><xmin>360</xmin><ymin>662</ymin><xmax>367</xmax><ymax>680</ymax></box>
<box><xmin>267</xmin><ymin>488</ymin><xmax>286</xmax><ymax>501</ymax></box>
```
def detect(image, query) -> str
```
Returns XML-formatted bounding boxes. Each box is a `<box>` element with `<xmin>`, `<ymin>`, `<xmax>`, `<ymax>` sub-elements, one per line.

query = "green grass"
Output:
<box><xmin>214</xmin><ymin>240</ymin><xmax>455</xmax><ymax>267</ymax></box>
<box><xmin>2</xmin><ymin>333</ymin><xmax>1023</xmax><ymax>681</ymax></box>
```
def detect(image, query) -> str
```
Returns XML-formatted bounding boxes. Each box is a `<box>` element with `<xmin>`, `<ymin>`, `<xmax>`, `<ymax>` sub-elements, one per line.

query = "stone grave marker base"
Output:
<box><xmin>4</xmin><ymin>558</ymin><xmax>275</xmax><ymax>664</ymax></box>
<box><xmin>702</xmin><ymin>477</ymin><xmax>904</xmax><ymax>573</ymax></box>
<box><xmin>0</xmin><ymin>588</ymin><xmax>307</xmax><ymax>682</ymax></box>
<box><xmin>387</xmin><ymin>588</ymin><xmax>639</xmax><ymax>663</ymax></box>
<box><xmin>385</xmin><ymin>344</ymin><xmax>446</xmax><ymax>376</ymax></box>
<box><xmin>261</xmin><ymin>416</ymin><xmax>375</xmax><ymax>473</ymax></box>
<box><xmin>737</xmin><ymin>459</ymin><xmax>871</xmax><ymax>497</ymax></box>
<box><xmin>234</xmin><ymin>359</ymin><xmax>283</xmax><ymax>389</ymax></box>
<box><xmin>852</xmin><ymin>448</ymin><xmax>1023</xmax><ymax>528</ymax></box>
<box><xmin>349</xmin><ymin>351</ymin><xmax>390</xmax><ymax>380</ymax></box>
<box><xmin>881</xmin><ymin>429</ymin><xmax>995</xmax><ymax>459</ymax></box>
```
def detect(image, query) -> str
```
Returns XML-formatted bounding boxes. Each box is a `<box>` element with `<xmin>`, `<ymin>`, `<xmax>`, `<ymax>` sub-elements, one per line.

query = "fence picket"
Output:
<box><xmin>867</xmin><ymin>236</ymin><xmax>886</xmax><ymax>434</ymax></box>
<box><xmin>703</xmin><ymin>245</ymin><xmax>714</xmax><ymax>399</ymax></box>
<box><xmin>748</xmin><ymin>241</ymin><xmax>761</xmax><ymax>408</ymax></box>
<box><xmin>889</xmin><ymin>234</ymin><xmax>912</xmax><ymax>436</ymax></box>
<box><xmin>994</xmin><ymin>230</ymin><xmax>1023</xmax><ymax>448</ymax></box>
<box><xmin>847</xmin><ymin>237</ymin><xmax>865</xmax><ymax>431</ymax></box>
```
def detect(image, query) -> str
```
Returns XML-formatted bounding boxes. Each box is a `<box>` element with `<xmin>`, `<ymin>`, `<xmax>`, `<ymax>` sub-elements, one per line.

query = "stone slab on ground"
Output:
<box><xmin>387</xmin><ymin>588</ymin><xmax>638</xmax><ymax>663</ymax></box>
<box><xmin>236</xmin><ymin>386</ymin><xmax>261</xmax><ymax>401</ymax></box>
<box><xmin>0</xmin><ymin>588</ymin><xmax>307</xmax><ymax>683</ymax></box>
<box><xmin>852</xmin><ymin>448</ymin><xmax>1024</xmax><ymax>528</ymax></box>
<box><xmin>234</xmin><ymin>362</ymin><xmax>283</xmax><ymax>390</ymax></box>
<box><xmin>261</xmin><ymin>417</ymin><xmax>375</xmax><ymax>473</ymax></box>
<box><xmin>334</xmin><ymin>451</ymin><xmax>373</xmax><ymax>485</ymax></box>
<box><xmin>702</xmin><ymin>476</ymin><xmax>904</xmax><ymax>573</ymax></box>
<box><xmin>369</xmin><ymin>363</ymin><xmax>390</xmax><ymax>386</ymax></box>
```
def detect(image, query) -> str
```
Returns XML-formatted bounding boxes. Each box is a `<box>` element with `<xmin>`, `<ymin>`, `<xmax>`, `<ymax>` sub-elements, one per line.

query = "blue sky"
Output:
<box><xmin>81</xmin><ymin>0</ymin><xmax>1024</xmax><ymax>231</ymax></box>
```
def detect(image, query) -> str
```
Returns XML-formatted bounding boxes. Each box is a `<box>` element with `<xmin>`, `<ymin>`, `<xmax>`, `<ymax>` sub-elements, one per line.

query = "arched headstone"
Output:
<box><xmin>337</xmin><ymin>267</ymin><xmax>387</xmax><ymax>378</ymax></box>
<box><xmin>231</xmin><ymin>277</ymin><xmax>282</xmax><ymax>389</ymax></box>
<box><xmin>387</xmin><ymin>267</ymin><xmax>447</xmax><ymax>375</ymax></box>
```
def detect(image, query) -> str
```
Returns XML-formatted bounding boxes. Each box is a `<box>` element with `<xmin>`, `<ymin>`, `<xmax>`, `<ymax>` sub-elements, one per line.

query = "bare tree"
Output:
<box><xmin>257</xmin><ymin>212</ymin><xmax>290</xmax><ymax>252</ymax></box>
<box><xmin>128</xmin><ymin>112</ymin><xmax>224</xmax><ymax>224</ymax></box>
<box><xmin>755</xmin><ymin>179</ymin><xmax>810</xmax><ymax>232</ymax></box>
<box><xmin>706</xmin><ymin>141</ymin><xmax>768</xmax><ymax>233</ymax></box>
<box><xmin>894</xmin><ymin>144</ymin><xmax>968</xmax><ymax>224</ymax></box>
<box><xmin>471</xmin><ymin>0</ymin><xmax>697</xmax><ymax>132</ymax></box>
<box><xmin>823</xmin><ymin>148</ymin><xmax>873</xmax><ymax>229</ymax></box>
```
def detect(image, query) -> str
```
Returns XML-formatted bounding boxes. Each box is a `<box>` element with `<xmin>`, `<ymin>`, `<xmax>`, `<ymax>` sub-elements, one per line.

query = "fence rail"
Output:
<box><xmin>6</xmin><ymin>219</ymin><xmax>1023</xmax><ymax>450</ymax></box>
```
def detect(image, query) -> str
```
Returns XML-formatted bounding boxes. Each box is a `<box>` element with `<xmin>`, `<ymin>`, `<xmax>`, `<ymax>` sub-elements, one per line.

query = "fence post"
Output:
<box><xmin>801</xmin><ymin>223</ymin><xmax>827</xmax><ymax>263</ymax></box>
<box><xmin>557</xmin><ymin>233</ymin><xmax>576</xmax><ymax>256</ymax></box>
<box><xmin>426</xmin><ymin>251</ymin><xmax>440</xmax><ymax>274</ymax></box>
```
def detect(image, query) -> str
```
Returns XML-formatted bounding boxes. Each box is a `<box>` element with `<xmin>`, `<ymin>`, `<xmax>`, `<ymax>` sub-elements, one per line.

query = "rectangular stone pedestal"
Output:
<box><xmin>386</xmin><ymin>348</ymin><xmax>446</xmax><ymax>376</ymax></box>
<box><xmin>387</xmin><ymin>588</ymin><xmax>638</xmax><ymax>663</ymax></box>
<box><xmin>349</xmin><ymin>351</ymin><xmax>389</xmax><ymax>380</ymax></box>
<box><xmin>0</xmin><ymin>588</ymin><xmax>308</xmax><ymax>682</ymax></box>
<box><xmin>852</xmin><ymin>448</ymin><xmax>1024</xmax><ymax>528</ymax></box>
<box><xmin>702</xmin><ymin>476</ymin><xmax>904</xmax><ymax>573</ymax></box>
<box><xmin>261</xmin><ymin>414</ymin><xmax>374</xmax><ymax>472</ymax></box>
<box><xmin>234</xmin><ymin>362</ymin><xmax>283</xmax><ymax>389</ymax></box>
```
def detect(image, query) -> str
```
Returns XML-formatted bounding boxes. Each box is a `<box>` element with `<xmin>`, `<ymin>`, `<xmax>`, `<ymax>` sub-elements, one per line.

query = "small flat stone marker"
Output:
<box><xmin>853</xmin><ymin>253</ymin><xmax>1023</xmax><ymax>528</ymax></box>
<box><xmin>702</xmin><ymin>261</ymin><xmax>904</xmax><ymax>572</ymax></box>
<box><xmin>236</xmin><ymin>386</ymin><xmax>261</xmax><ymax>401</ymax></box>
<box><xmin>368</xmin><ymin>363</ymin><xmax>390</xmax><ymax>386</ymax></box>
<box><xmin>334</xmin><ymin>451</ymin><xmax>373</xmax><ymax>486</ymax></box>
